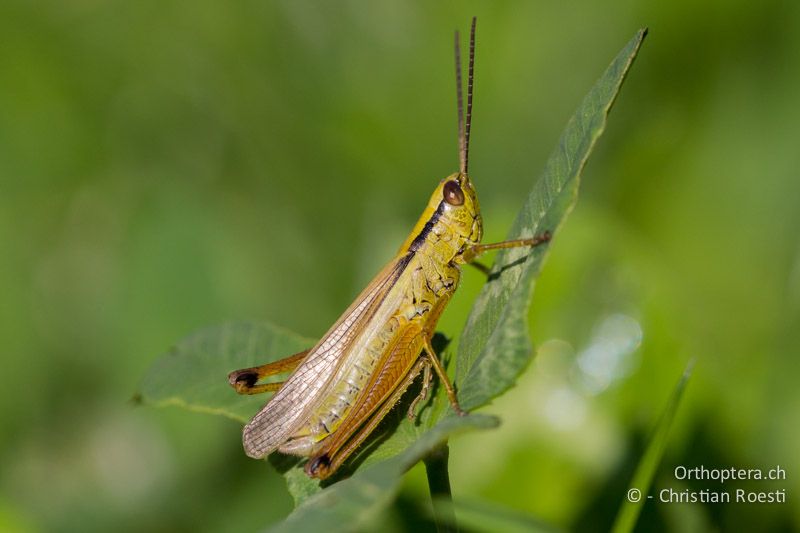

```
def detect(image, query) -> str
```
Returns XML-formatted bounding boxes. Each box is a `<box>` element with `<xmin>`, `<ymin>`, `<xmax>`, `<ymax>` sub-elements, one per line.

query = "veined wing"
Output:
<box><xmin>242</xmin><ymin>252</ymin><xmax>413</xmax><ymax>458</ymax></box>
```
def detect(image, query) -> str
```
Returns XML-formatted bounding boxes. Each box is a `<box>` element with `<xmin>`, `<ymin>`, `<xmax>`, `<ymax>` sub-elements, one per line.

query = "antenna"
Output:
<box><xmin>455</xmin><ymin>17</ymin><xmax>477</xmax><ymax>176</ymax></box>
<box><xmin>465</xmin><ymin>17</ymin><xmax>476</xmax><ymax>176</ymax></box>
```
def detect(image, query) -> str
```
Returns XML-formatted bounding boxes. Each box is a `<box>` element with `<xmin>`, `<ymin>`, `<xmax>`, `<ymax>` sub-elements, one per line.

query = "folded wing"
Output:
<box><xmin>242</xmin><ymin>253</ymin><xmax>413</xmax><ymax>458</ymax></box>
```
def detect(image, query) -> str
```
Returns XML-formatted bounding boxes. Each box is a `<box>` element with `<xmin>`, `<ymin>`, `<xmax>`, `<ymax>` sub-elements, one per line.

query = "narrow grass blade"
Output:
<box><xmin>611</xmin><ymin>359</ymin><xmax>695</xmax><ymax>533</ymax></box>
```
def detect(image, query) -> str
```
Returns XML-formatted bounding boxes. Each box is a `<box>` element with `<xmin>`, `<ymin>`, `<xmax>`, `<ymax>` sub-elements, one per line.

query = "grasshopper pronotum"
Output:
<box><xmin>228</xmin><ymin>18</ymin><xmax>550</xmax><ymax>480</ymax></box>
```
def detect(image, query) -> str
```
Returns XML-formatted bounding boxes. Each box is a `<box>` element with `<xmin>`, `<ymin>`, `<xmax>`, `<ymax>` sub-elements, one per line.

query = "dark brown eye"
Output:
<box><xmin>443</xmin><ymin>180</ymin><xmax>464</xmax><ymax>206</ymax></box>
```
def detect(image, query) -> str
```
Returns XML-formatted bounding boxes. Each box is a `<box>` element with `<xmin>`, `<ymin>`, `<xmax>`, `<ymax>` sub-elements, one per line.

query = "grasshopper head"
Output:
<box><xmin>398</xmin><ymin>171</ymin><xmax>483</xmax><ymax>256</ymax></box>
<box><xmin>436</xmin><ymin>171</ymin><xmax>482</xmax><ymax>245</ymax></box>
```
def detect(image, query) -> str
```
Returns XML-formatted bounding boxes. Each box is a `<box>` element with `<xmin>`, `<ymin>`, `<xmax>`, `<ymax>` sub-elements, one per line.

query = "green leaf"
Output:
<box><xmin>270</xmin><ymin>414</ymin><xmax>498</xmax><ymax>533</ymax></box>
<box><xmin>431</xmin><ymin>497</ymin><xmax>563</xmax><ymax>533</ymax></box>
<box><xmin>455</xmin><ymin>29</ymin><xmax>648</xmax><ymax>412</ymax></box>
<box><xmin>136</xmin><ymin>321</ymin><xmax>312</xmax><ymax>422</ymax></box>
<box><xmin>611</xmin><ymin>360</ymin><xmax>694</xmax><ymax>533</ymax></box>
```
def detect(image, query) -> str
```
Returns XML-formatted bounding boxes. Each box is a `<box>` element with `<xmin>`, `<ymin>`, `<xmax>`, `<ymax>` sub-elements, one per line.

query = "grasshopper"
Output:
<box><xmin>228</xmin><ymin>17</ymin><xmax>550</xmax><ymax>480</ymax></box>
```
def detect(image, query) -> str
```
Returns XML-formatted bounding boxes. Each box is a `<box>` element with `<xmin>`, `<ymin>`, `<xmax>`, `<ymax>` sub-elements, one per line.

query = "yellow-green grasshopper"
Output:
<box><xmin>228</xmin><ymin>17</ymin><xmax>550</xmax><ymax>480</ymax></box>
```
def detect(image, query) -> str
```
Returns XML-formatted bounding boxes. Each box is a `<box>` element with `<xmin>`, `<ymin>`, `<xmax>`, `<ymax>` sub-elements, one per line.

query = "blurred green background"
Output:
<box><xmin>2</xmin><ymin>1</ymin><xmax>799</xmax><ymax>531</ymax></box>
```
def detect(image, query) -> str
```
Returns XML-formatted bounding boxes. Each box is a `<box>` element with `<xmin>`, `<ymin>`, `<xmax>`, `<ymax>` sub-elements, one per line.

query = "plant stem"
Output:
<box><xmin>424</xmin><ymin>443</ymin><xmax>458</xmax><ymax>533</ymax></box>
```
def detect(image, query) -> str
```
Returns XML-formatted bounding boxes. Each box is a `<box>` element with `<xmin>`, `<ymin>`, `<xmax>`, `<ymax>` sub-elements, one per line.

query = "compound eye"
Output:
<box><xmin>443</xmin><ymin>180</ymin><xmax>465</xmax><ymax>206</ymax></box>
